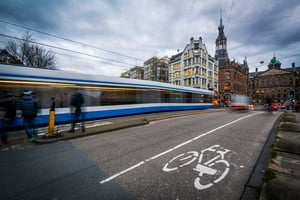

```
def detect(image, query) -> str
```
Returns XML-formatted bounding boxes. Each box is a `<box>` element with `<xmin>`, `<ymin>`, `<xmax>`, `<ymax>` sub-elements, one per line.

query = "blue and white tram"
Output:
<box><xmin>0</xmin><ymin>64</ymin><xmax>213</xmax><ymax>127</ymax></box>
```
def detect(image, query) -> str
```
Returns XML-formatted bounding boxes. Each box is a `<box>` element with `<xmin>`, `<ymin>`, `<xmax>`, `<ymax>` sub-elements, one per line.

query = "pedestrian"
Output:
<box><xmin>69</xmin><ymin>90</ymin><xmax>85</xmax><ymax>133</ymax></box>
<box><xmin>20</xmin><ymin>90</ymin><xmax>38</xmax><ymax>141</ymax></box>
<box><xmin>0</xmin><ymin>93</ymin><xmax>17</xmax><ymax>145</ymax></box>
<box><xmin>284</xmin><ymin>100</ymin><xmax>291</xmax><ymax>110</ymax></box>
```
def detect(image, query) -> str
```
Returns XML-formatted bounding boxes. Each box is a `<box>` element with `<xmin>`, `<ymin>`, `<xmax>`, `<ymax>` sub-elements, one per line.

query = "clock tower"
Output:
<box><xmin>215</xmin><ymin>13</ymin><xmax>228</xmax><ymax>67</ymax></box>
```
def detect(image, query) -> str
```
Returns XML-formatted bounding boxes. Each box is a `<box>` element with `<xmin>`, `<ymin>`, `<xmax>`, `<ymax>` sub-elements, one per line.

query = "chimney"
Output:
<box><xmin>190</xmin><ymin>37</ymin><xmax>194</xmax><ymax>44</ymax></box>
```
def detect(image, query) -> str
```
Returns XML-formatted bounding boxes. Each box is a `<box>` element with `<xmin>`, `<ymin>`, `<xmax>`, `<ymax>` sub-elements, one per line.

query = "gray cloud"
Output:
<box><xmin>226</xmin><ymin>0</ymin><xmax>300</xmax><ymax>65</ymax></box>
<box><xmin>0</xmin><ymin>0</ymin><xmax>299</xmax><ymax>75</ymax></box>
<box><xmin>0</xmin><ymin>0</ymin><xmax>67</xmax><ymax>32</ymax></box>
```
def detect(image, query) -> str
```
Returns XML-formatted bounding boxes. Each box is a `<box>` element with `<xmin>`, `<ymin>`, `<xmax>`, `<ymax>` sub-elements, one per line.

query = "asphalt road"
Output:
<box><xmin>1</xmin><ymin>110</ymin><xmax>281</xmax><ymax>200</ymax></box>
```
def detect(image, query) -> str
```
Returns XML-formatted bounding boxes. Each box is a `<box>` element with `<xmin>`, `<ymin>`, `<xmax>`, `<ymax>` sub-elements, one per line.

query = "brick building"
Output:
<box><xmin>218</xmin><ymin>60</ymin><xmax>249</xmax><ymax>101</ymax></box>
<box><xmin>214</xmin><ymin>15</ymin><xmax>249</xmax><ymax>102</ymax></box>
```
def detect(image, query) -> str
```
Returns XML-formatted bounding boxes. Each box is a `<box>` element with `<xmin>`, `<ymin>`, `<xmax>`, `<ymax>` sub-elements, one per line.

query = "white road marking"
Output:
<box><xmin>99</xmin><ymin>112</ymin><xmax>261</xmax><ymax>184</ymax></box>
<box><xmin>100</xmin><ymin>161</ymin><xmax>145</xmax><ymax>184</ymax></box>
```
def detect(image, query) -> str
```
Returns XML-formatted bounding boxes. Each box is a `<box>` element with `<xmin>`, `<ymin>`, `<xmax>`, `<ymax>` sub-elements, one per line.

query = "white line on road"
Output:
<box><xmin>100</xmin><ymin>112</ymin><xmax>261</xmax><ymax>184</ymax></box>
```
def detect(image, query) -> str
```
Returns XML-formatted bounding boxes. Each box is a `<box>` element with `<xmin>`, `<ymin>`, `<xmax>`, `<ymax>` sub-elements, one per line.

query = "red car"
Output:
<box><xmin>266</xmin><ymin>105</ymin><xmax>278</xmax><ymax>111</ymax></box>
<box><xmin>271</xmin><ymin>105</ymin><xmax>278</xmax><ymax>111</ymax></box>
<box><xmin>228</xmin><ymin>103</ymin><xmax>249</xmax><ymax>110</ymax></box>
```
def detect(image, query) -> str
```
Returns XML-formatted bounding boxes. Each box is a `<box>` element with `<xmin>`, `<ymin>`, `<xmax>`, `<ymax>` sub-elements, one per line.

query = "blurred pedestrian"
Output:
<box><xmin>20</xmin><ymin>90</ymin><xmax>38</xmax><ymax>141</ymax></box>
<box><xmin>0</xmin><ymin>93</ymin><xmax>17</xmax><ymax>145</ymax></box>
<box><xmin>69</xmin><ymin>90</ymin><xmax>85</xmax><ymax>133</ymax></box>
<box><xmin>284</xmin><ymin>100</ymin><xmax>291</xmax><ymax>110</ymax></box>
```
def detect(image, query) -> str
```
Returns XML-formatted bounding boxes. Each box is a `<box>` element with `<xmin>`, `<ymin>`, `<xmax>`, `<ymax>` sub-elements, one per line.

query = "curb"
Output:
<box><xmin>35</xmin><ymin>119</ymin><xmax>149</xmax><ymax>144</ymax></box>
<box><xmin>240</xmin><ymin>110</ymin><xmax>283</xmax><ymax>200</ymax></box>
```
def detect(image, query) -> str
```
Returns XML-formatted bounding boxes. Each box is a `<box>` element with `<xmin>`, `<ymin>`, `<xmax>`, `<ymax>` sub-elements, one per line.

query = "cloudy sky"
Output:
<box><xmin>0</xmin><ymin>0</ymin><xmax>299</xmax><ymax>76</ymax></box>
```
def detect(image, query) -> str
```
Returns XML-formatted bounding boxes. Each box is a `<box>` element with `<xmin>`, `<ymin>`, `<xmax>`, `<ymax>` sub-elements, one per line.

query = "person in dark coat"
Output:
<box><xmin>0</xmin><ymin>93</ymin><xmax>17</xmax><ymax>144</ymax></box>
<box><xmin>69</xmin><ymin>90</ymin><xmax>85</xmax><ymax>133</ymax></box>
<box><xmin>20</xmin><ymin>90</ymin><xmax>38</xmax><ymax>141</ymax></box>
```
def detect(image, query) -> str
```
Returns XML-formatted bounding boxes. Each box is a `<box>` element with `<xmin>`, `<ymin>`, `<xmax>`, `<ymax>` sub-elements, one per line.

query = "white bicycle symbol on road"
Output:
<box><xmin>162</xmin><ymin>144</ymin><xmax>231</xmax><ymax>190</ymax></box>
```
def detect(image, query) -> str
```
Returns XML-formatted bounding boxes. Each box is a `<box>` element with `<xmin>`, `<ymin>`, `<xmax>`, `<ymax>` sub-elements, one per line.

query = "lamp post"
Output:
<box><xmin>253</xmin><ymin>61</ymin><xmax>264</xmax><ymax>104</ymax></box>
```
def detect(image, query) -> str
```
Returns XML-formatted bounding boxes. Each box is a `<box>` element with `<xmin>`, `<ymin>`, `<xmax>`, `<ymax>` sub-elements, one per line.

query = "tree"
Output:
<box><xmin>5</xmin><ymin>32</ymin><xmax>56</xmax><ymax>69</ymax></box>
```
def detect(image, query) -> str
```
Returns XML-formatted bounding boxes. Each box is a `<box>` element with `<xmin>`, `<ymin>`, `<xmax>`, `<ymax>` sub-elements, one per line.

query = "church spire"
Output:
<box><xmin>215</xmin><ymin>10</ymin><xmax>228</xmax><ymax>67</ymax></box>
<box><xmin>220</xmin><ymin>10</ymin><xmax>223</xmax><ymax>28</ymax></box>
<box><xmin>218</xmin><ymin>10</ymin><xmax>225</xmax><ymax>39</ymax></box>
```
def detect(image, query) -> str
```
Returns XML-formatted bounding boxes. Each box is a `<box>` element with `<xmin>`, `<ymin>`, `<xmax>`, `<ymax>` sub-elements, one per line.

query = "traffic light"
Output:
<box><xmin>290</xmin><ymin>90</ymin><xmax>295</xmax><ymax>98</ymax></box>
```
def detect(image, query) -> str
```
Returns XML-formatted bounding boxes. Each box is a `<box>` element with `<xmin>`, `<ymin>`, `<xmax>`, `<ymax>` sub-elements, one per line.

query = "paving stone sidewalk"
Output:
<box><xmin>259</xmin><ymin>111</ymin><xmax>300</xmax><ymax>200</ymax></box>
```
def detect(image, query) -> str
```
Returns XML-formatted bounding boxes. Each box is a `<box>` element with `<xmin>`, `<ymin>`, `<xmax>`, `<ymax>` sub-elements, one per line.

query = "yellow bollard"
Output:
<box><xmin>47</xmin><ymin>110</ymin><xmax>55</xmax><ymax>137</ymax></box>
<box><xmin>46</xmin><ymin>97</ymin><xmax>56</xmax><ymax>137</ymax></box>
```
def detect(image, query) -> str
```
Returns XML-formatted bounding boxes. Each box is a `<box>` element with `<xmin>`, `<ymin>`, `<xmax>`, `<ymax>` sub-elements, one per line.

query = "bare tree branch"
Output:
<box><xmin>4</xmin><ymin>31</ymin><xmax>56</xmax><ymax>69</ymax></box>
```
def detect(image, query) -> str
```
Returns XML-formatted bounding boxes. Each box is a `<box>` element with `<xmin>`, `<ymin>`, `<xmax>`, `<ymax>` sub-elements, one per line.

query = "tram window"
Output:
<box><xmin>192</xmin><ymin>93</ymin><xmax>200</xmax><ymax>103</ymax></box>
<box><xmin>142</xmin><ymin>90</ymin><xmax>161</xmax><ymax>103</ymax></box>
<box><xmin>184</xmin><ymin>92</ymin><xmax>193</xmax><ymax>103</ymax></box>
<box><xmin>0</xmin><ymin>81</ymin><xmax>212</xmax><ymax>108</ymax></box>
<box><xmin>162</xmin><ymin>91</ymin><xmax>171</xmax><ymax>103</ymax></box>
<box><xmin>170</xmin><ymin>92</ymin><xmax>183</xmax><ymax>103</ymax></box>
<box><xmin>199</xmin><ymin>94</ymin><xmax>212</xmax><ymax>103</ymax></box>
<box><xmin>100</xmin><ymin>88</ymin><xmax>139</xmax><ymax>105</ymax></box>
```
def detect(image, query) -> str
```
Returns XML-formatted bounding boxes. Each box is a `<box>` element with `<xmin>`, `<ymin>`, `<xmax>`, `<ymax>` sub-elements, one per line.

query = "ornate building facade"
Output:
<box><xmin>120</xmin><ymin>66</ymin><xmax>144</xmax><ymax>79</ymax></box>
<box><xmin>144</xmin><ymin>56</ymin><xmax>169</xmax><ymax>83</ymax></box>
<box><xmin>249</xmin><ymin>57</ymin><xmax>300</xmax><ymax>104</ymax></box>
<box><xmin>168</xmin><ymin>37</ymin><xmax>218</xmax><ymax>91</ymax></box>
<box><xmin>215</xmin><ymin>15</ymin><xmax>249</xmax><ymax>102</ymax></box>
<box><xmin>218</xmin><ymin>59</ymin><xmax>249</xmax><ymax>101</ymax></box>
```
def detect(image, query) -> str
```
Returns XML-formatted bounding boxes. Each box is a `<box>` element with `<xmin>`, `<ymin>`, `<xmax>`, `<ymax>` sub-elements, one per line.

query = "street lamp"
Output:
<box><xmin>253</xmin><ymin>61</ymin><xmax>264</xmax><ymax>104</ymax></box>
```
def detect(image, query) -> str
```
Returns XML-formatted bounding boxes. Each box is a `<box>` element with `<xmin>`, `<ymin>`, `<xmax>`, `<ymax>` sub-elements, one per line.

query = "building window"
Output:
<box><xmin>224</xmin><ymin>82</ymin><xmax>231</xmax><ymax>91</ymax></box>
<box><xmin>202</xmin><ymin>78</ymin><xmax>207</xmax><ymax>87</ymax></box>
<box><xmin>202</xmin><ymin>68</ymin><xmax>207</xmax><ymax>76</ymax></box>
<box><xmin>184</xmin><ymin>52</ymin><xmax>190</xmax><ymax>59</ymax></box>
<box><xmin>202</xmin><ymin>49</ymin><xmax>207</xmax><ymax>57</ymax></box>
<box><xmin>224</xmin><ymin>71</ymin><xmax>231</xmax><ymax>80</ymax></box>
<box><xmin>208</xmin><ymin>71</ymin><xmax>213</xmax><ymax>79</ymax></box>
<box><xmin>201</xmin><ymin>58</ymin><xmax>207</xmax><ymax>66</ymax></box>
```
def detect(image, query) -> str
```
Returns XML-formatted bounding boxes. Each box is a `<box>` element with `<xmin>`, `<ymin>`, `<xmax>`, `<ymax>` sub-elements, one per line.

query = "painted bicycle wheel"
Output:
<box><xmin>194</xmin><ymin>159</ymin><xmax>230</xmax><ymax>190</ymax></box>
<box><xmin>163</xmin><ymin>151</ymin><xmax>199</xmax><ymax>172</ymax></box>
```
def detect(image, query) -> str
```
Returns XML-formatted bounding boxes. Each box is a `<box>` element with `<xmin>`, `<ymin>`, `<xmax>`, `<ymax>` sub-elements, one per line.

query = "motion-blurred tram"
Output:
<box><xmin>0</xmin><ymin>64</ymin><xmax>213</xmax><ymax>127</ymax></box>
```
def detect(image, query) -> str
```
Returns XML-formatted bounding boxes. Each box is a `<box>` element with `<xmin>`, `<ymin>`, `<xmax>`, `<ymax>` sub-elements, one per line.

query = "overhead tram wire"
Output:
<box><xmin>0</xmin><ymin>40</ymin><xmax>8</xmax><ymax>45</ymax></box>
<box><xmin>0</xmin><ymin>19</ymin><xmax>144</xmax><ymax>62</ymax></box>
<box><xmin>226</xmin><ymin>0</ymin><xmax>235</xmax><ymax>35</ymax></box>
<box><xmin>0</xmin><ymin>33</ymin><xmax>134</xmax><ymax>67</ymax></box>
<box><xmin>54</xmin><ymin>51</ymin><xmax>131</xmax><ymax>69</ymax></box>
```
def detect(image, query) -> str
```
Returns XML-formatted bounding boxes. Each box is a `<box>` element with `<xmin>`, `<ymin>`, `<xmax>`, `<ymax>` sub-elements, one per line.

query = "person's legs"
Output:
<box><xmin>0</xmin><ymin>119</ymin><xmax>8</xmax><ymax>144</ymax></box>
<box><xmin>23</xmin><ymin>118</ymin><xmax>32</xmax><ymax>140</ymax></box>
<box><xmin>80</xmin><ymin>112</ymin><xmax>85</xmax><ymax>132</ymax></box>
<box><xmin>69</xmin><ymin>113</ymin><xmax>79</xmax><ymax>132</ymax></box>
<box><xmin>31</xmin><ymin>118</ymin><xmax>37</xmax><ymax>137</ymax></box>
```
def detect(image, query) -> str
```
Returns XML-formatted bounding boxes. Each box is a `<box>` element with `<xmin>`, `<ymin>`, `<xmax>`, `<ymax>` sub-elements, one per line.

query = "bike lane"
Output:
<box><xmin>74</xmin><ymin>111</ymin><xmax>281</xmax><ymax>199</ymax></box>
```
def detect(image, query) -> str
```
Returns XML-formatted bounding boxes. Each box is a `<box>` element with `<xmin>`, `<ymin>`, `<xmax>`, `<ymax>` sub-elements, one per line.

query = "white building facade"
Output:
<box><xmin>168</xmin><ymin>37</ymin><xmax>218</xmax><ymax>92</ymax></box>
